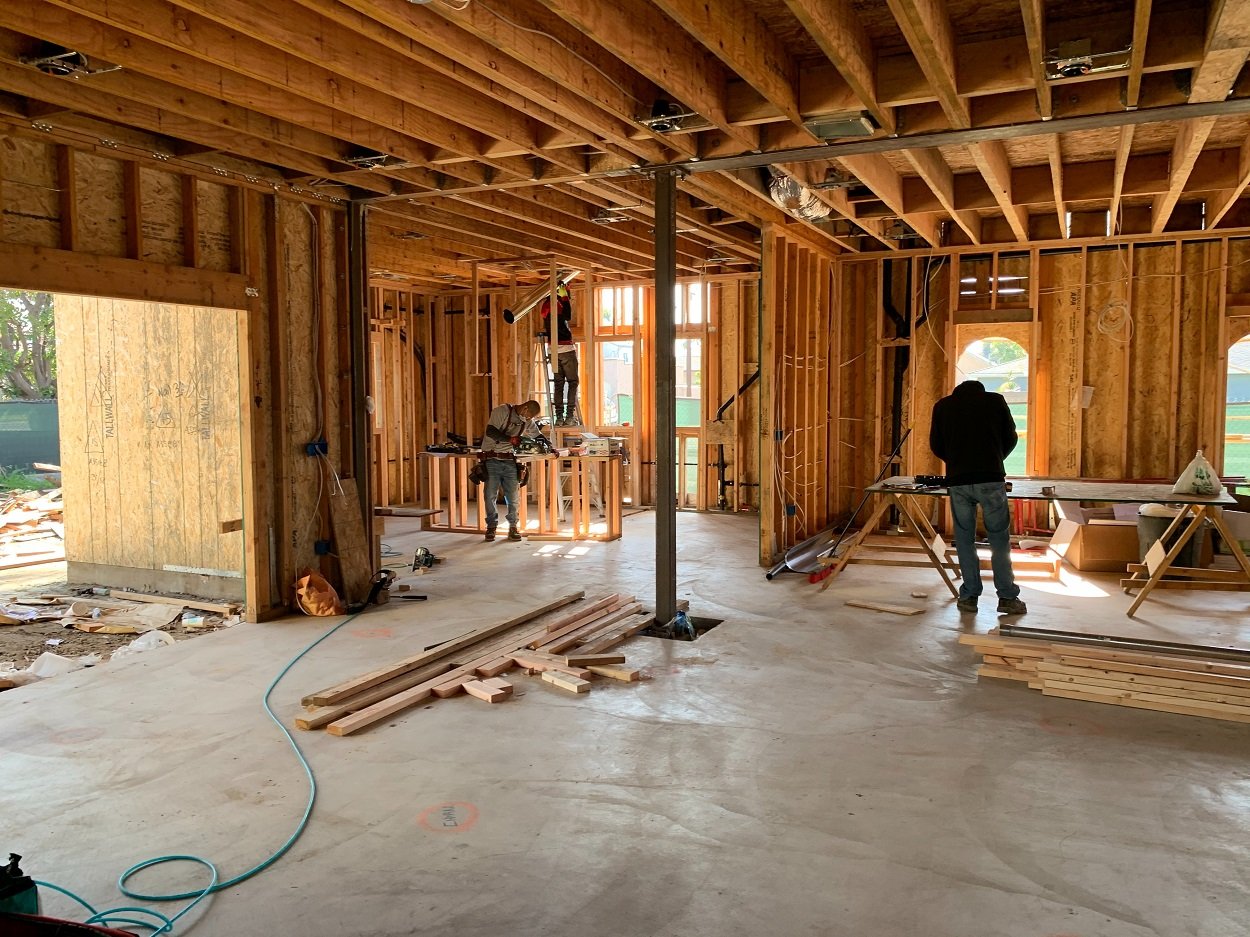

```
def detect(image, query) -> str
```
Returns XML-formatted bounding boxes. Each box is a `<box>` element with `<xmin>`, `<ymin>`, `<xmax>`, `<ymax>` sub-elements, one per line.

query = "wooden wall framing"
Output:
<box><xmin>830</xmin><ymin>236</ymin><xmax>1250</xmax><ymax>555</ymax></box>
<box><xmin>0</xmin><ymin>128</ymin><xmax>367</xmax><ymax>618</ymax></box>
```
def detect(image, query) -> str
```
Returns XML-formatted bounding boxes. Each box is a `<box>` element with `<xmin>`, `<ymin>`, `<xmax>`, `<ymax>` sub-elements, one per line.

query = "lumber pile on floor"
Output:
<box><xmin>299</xmin><ymin>591</ymin><xmax>652</xmax><ymax>737</ymax></box>
<box><xmin>0</xmin><ymin>489</ymin><xmax>64</xmax><ymax>569</ymax></box>
<box><xmin>960</xmin><ymin>630</ymin><xmax>1250</xmax><ymax>724</ymax></box>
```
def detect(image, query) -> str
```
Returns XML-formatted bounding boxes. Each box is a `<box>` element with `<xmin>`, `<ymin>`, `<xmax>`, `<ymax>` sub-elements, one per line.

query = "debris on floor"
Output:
<box><xmin>961</xmin><ymin>629</ymin><xmax>1250</xmax><ymax>724</ymax></box>
<box><xmin>298</xmin><ymin>590</ymin><xmax>652</xmax><ymax>736</ymax></box>
<box><xmin>0</xmin><ymin>589</ymin><xmax>239</xmax><ymax>688</ymax></box>
<box><xmin>0</xmin><ymin>488</ymin><xmax>65</xmax><ymax>570</ymax></box>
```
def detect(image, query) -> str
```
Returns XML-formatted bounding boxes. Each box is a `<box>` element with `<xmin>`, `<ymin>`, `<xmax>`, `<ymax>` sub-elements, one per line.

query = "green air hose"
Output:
<box><xmin>34</xmin><ymin>610</ymin><xmax>362</xmax><ymax>933</ymax></box>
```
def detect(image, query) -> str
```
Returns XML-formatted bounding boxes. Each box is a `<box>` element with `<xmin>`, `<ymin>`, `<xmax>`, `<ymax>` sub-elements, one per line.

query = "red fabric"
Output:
<box><xmin>0</xmin><ymin>912</ymin><xmax>139</xmax><ymax>936</ymax></box>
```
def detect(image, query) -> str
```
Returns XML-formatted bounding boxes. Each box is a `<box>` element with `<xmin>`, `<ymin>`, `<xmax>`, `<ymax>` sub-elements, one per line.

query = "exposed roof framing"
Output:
<box><xmin>2</xmin><ymin>0</ymin><xmax>1250</xmax><ymax>280</ymax></box>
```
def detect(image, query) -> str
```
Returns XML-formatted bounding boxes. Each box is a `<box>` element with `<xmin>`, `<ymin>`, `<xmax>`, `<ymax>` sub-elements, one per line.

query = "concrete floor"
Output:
<box><xmin>2</xmin><ymin>511</ymin><xmax>1248</xmax><ymax>936</ymax></box>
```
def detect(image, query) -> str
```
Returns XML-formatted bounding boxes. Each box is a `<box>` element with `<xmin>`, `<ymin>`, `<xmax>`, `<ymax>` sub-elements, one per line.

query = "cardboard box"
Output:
<box><xmin>1217</xmin><ymin>510</ymin><xmax>1250</xmax><ymax>554</ymax></box>
<box><xmin>1051</xmin><ymin>518</ymin><xmax>1141</xmax><ymax>572</ymax></box>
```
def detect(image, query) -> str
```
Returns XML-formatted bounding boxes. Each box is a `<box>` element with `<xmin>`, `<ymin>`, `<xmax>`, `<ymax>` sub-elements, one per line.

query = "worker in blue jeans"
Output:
<box><xmin>929</xmin><ymin>380</ymin><xmax>1027</xmax><ymax>616</ymax></box>
<box><xmin>479</xmin><ymin>400</ymin><xmax>540</xmax><ymax>541</ymax></box>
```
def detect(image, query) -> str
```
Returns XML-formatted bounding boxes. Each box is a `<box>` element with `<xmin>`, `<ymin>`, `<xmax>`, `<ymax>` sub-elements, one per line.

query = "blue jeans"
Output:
<box><xmin>949</xmin><ymin>482</ymin><xmax>1019</xmax><ymax>601</ymax></box>
<box><xmin>483</xmin><ymin>459</ymin><xmax>520</xmax><ymax>531</ymax></box>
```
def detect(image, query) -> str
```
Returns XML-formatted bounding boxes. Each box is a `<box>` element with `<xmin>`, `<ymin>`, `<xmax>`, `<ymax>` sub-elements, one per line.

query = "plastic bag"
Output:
<box><xmin>1172</xmin><ymin>449</ymin><xmax>1219</xmax><ymax>495</ymax></box>
<box><xmin>295</xmin><ymin>570</ymin><xmax>345</xmax><ymax>616</ymax></box>
<box><xmin>110</xmin><ymin>630</ymin><xmax>176</xmax><ymax>661</ymax></box>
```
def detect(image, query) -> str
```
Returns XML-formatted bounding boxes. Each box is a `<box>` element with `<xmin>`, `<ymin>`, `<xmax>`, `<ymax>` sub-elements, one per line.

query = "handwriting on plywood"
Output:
<box><xmin>144</xmin><ymin>376</ymin><xmax>214</xmax><ymax>438</ymax></box>
<box><xmin>86</xmin><ymin>357</ymin><xmax>114</xmax><ymax>458</ymax></box>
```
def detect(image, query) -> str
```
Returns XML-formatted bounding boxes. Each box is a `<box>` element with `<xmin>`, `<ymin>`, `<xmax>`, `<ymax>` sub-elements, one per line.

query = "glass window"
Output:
<box><xmin>598</xmin><ymin>340</ymin><xmax>635</xmax><ymax>426</ymax></box>
<box><xmin>957</xmin><ymin>336</ymin><xmax>1028</xmax><ymax>476</ymax></box>
<box><xmin>1225</xmin><ymin>336</ymin><xmax>1250</xmax><ymax>475</ymax></box>
<box><xmin>676</xmin><ymin>338</ymin><xmax>701</xmax><ymax>426</ymax></box>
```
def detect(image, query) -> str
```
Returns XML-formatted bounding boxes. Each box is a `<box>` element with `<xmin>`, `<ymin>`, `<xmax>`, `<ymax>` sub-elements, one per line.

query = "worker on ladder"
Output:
<box><xmin>540</xmin><ymin>283</ymin><xmax>579</xmax><ymax>426</ymax></box>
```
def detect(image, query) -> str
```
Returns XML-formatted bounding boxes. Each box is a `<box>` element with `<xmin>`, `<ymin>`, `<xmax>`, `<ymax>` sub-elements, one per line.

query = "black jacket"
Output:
<box><xmin>929</xmin><ymin>380</ymin><xmax>1018</xmax><ymax>486</ymax></box>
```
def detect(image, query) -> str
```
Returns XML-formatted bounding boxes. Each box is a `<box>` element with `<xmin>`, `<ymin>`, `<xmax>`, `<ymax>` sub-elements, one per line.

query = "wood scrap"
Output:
<box><xmin>0</xmin><ymin>488</ymin><xmax>64</xmax><ymax>569</ymax></box>
<box><xmin>560</xmin><ymin>653</ymin><xmax>626</xmax><ymax>667</ymax></box>
<box><xmin>541</xmin><ymin>671</ymin><xmax>590</xmax><ymax>694</ymax></box>
<box><xmin>586</xmin><ymin>664</ymin><xmax>640</xmax><ymax>682</ymax></box>
<box><xmin>464</xmin><ymin>679</ymin><xmax>511</xmax><ymax>703</ymax></box>
<box><xmin>845</xmin><ymin>599</ymin><xmax>924</xmax><ymax>616</ymax></box>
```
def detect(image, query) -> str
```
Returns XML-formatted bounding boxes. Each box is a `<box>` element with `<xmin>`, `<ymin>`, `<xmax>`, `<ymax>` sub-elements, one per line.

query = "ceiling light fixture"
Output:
<box><xmin>638</xmin><ymin>98</ymin><xmax>699</xmax><ymax>134</ymax></box>
<box><xmin>801</xmin><ymin>111</ymin><xmax>877</xmax><ymax>140</ymax></box>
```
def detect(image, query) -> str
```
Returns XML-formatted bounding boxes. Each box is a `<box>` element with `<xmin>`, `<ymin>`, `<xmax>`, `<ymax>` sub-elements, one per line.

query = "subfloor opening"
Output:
<box><xmin>643</xmin><ymin>615</ymin><xmax>723</xmax><ymax>641</ymax></box>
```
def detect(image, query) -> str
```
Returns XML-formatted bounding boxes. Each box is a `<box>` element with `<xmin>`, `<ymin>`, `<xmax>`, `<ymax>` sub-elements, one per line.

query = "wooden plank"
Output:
<box><xmin>109</xmin><ymin>590</ymin><xmax>237</xmax><ymax>615</ymax></box>
<box><xmin>0</xmin><ymin>243</ymin><xmax>253</xmax><ymax>310</ymax></box>
<box><xmin>328</xmin><ymin>478</ymin><xmax>374</xmax><ymax>607</ymax></box>
<box><xmin>560</xmin><ymin>652</ymin><xmax>627</xmax><ymax>666</ymax></box>
<box><xmin>509</xmin><ymin>653</ymin><xmax>594</xmax><ymax>679</ymax></box>
<box><xmin>308</xmin><ymin>591</ymin><xmax>584</xmax><ymax>704</ymax></box>
<box><xmin>586</xmin><ymin>664</ymin><xmax>641</xmax><ymax>682</ymax></box>
<box><xmin>533</xmin><ymin>602</ymin><xmax>644</xmax><ymax>653</ymax></box>
<box><xmin>1043</xmin><ymin>684</ymin><xmax>1250</xmax><ymax>724</ymax></box>
<box><xmin>464</xmin><ymin>679</ymin><xmax>511</xmax><ymax>703</ymax></box>
<box><xmin>844</xmin><ymin>599</ymin><xmax>924</xmax><ymax>616</ymax></box>
<box><xmin>577</xmin><ymin>613</ymin><xmax>654</xmax><ymax>654</ymax></box>
<box><xmin>295</xmin><ymin>661</ymin><xmax>455</xmax><ymax>730</ymax></box>
<box><xmin>541</xmin><ymin>670</ymin><xmax>591</xmax><ymax>694</ymax></box>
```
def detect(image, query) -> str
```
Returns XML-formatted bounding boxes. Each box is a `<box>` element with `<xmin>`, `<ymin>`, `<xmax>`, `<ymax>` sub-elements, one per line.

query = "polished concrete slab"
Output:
<box><xmin>2</xmin><ymin>511</ymin><xmax>1248</xmax><ymax>936</ymax></box>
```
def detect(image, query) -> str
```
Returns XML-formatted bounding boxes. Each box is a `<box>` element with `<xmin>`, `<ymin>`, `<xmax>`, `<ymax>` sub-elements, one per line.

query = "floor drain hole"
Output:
<box><xmin>642</xmin><ymin>616</ymin><xmax>723</xmax><ymax>641</ymax></box>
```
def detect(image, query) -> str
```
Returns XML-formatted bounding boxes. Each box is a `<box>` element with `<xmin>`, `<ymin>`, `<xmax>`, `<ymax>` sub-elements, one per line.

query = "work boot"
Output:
<box><xmin>956</xmin><ymin>597</ymin><xmax>978</xmax><ymax>614</ymax></box>
<box><xmin>507</xmin><ymin>527</ymin><xmax>523</xmax><ymax>542</ymax></box>
<box><xmin>484</xmin><ymin>529</ymin><xmax>496</xmax><ymax>542</ymax></box>
<box><xmin>997</xmin><ymin>597</ymin><xmax>1028</xmax><ymax>616</ymax></box>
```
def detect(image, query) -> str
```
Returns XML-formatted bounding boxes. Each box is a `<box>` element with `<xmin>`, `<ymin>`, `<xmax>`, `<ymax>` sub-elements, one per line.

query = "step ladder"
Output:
<box><xmin>526</xmin><ymin>334</ymin><xmax>584</xmax><ymax>428</ymax></box>
<box><xmin>524</xmin><ymin>336</ymin><xmax>603</xmax><ymax>521</ymax></box>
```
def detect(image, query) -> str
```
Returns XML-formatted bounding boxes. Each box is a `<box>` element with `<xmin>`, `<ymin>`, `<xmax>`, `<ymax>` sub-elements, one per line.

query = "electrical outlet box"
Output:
<box><xmin>314</xmin><ymin>539</ymin><xmax>332</xmax><ymax>555</ymax></box>
<box><xmin>305</xmin><ymin>439</ymin><xmax>328</xmax><ymax>456</ymax></box>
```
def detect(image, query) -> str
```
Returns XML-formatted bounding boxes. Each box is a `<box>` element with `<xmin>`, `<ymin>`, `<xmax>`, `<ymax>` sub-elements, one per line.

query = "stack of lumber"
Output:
<box><xmin>0</xmin><ymin>488</ymin><xmax>64</xmax><ymax>569</ymax></box>
<box><xmin>299</xmin><ymin>591</ymin><xmax>652</xmax><ymax>737</ymax></box>
<box><xmin>960</xmin><ymin>630</ymin><xmax>1250</xmax><ymax>724</ymax></box>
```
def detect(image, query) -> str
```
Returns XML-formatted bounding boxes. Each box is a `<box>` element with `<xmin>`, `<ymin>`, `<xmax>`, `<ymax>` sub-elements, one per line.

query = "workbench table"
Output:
<box><xmin>821</xmin><ymin>478</ymin><xmax>1245</xmax><ymax>616</ymax></box>
<box><xmin>418</xmin><ymin>451</ymin><xmax>622</xmax><ymax>542</ymax></box>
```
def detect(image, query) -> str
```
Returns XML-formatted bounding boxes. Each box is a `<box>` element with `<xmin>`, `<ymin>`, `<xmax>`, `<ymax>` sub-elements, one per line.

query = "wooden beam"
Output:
<box><xmin>901</xmin><ymin>147</ymin><xmax>981</xmax><ymax>243</ymax></box>
<box><xmin>1017</xmin><ymin>0</ymin><xmax>1052</xmax><ymax>119</ymax></box>
<box><xmin>0</xmin><ymin>243</ymin><xmax>255</xmax><ymax>309</ymax></box>
<box><xmin>780</xmin><ymin>0</ymin><xmax>893</xmax><ymax>132</ymax></box>
<box><xmin>969</xmin><ymin>141</ymin><xmax>1029</xmax><ymax>241</ymax></box>
<box><xmin>1109</xmin><ymin>125</ymin><xmax>1135</xmax><ymax>234</ymax></box>
<box><xmin>1047</xmin><ymin>135</ymin><xmax>1066</xmax><ymax>237</ymax></box>
<box><xmin>0</xmin><ymin>56</ymin><xmax>393</xmax><ymax>193</ymax></box>
<box><xmin>1125</xmin><ymin>0</ymin><xmax>1153</xmax><ymax>109</ymax></box>
<box><xmin>1208</xmin><ymin>135</ymin><xmax>1250</xmax><ymax>226</ymax></box>
<box><xmin>55</xmin><ymin>145</ymin><xmax>77</xmax><ymax>252</ymax></box>
<box><xmin>329</xmin><ymin>0</ymin><xmax>680</xmax><ymax>163</ymax></box>
<box><xmin>884</xmin><ymin>0</ymin><xmax>970</xmax><ymax>128</ymax></box>
<box><xmin>154</xmin><ymin>0</ymin><xmax>593</xmax><ymax>175</ymax></box>
<box><xmin>838</xmin><ymin>154</ymin><xmax>941</xmax><ymax>246</ymax></box>
<box><xmin>1189</xmin><ymin>0</ymin><xmax>1250</xmax><ymax>104</ymax></box>
<box><xmin>535</xmin><ymin>0</ymin><xmax>759</xmax><ymax>150</ymax></box>
<box><xmin>30</xmin><ymin>0</ymin><xmax>541</xmax><ymax>179</ymax></box>
<box><xmin>648</xmin><ymin>0</ymin><xmax>803</xmax><ymax>127</ymax></box>
<box><xmin>1151</xmin><ymin>117</ymin><xmax>1217</xmax><ymax>233</ymax></box>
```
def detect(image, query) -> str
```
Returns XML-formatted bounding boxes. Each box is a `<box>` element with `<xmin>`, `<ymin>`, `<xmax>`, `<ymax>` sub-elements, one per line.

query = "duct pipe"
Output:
<box><xmin>501</xmin><ymin>270</ymin><xmax>579</xmax><ymax>324</ymax></box>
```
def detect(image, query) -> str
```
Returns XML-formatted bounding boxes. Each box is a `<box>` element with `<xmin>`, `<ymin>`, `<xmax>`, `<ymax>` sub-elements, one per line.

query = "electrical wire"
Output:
<box><xmin>34</xmin><ymin>610</ymin><xmax>363</xmax><ymax>933</ymax></box>
<box><xmin>474</xmin><ymin>0</ymin><xmax>646</xmax><ymax>108</ymax></box>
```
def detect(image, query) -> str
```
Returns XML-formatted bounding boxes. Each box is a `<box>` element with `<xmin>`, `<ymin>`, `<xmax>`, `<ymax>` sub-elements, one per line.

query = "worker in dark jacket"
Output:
<box><xmin>929</xmin><ymin>380</ymin><xmax>1026</xmax><ymax>616</ymax></box>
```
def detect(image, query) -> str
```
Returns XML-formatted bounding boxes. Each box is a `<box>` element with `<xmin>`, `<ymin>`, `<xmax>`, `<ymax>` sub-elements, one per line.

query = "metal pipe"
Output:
<box><xmin>654</xmin><ymin>168</ymin><xmax>678</xmax><ymax>625</ymax></box>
